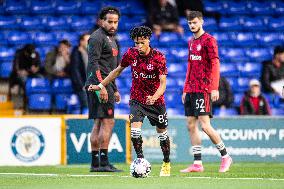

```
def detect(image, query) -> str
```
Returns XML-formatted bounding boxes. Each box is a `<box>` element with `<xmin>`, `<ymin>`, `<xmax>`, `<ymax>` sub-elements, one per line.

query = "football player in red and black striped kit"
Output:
<box><xmin>180</xmin><ymin>11</ymin><xmax>233</xmax><ymax>173</ymax></box>
<box><xmin>89</xmin><ymin>26</ymin><xmax>171</xmax><ymax>176</ymax></box>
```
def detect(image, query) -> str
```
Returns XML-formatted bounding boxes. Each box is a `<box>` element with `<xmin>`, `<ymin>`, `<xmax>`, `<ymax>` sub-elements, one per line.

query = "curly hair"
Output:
<box><xmin>99</xmin><ymin>6</ymin><xmax>120</xmax><ymax>20</ymax></box>
<box><xmin>130</xmin><ymin>26</ymin><xmax>152</xmax><ymax>40</ymax></box>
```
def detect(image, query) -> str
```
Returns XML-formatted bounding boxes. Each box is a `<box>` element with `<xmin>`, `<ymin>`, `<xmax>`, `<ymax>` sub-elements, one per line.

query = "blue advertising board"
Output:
<box><xmin>66</xmin><ymin>119</ymin><xmax>128</xmax><ymax>164</ymax></box>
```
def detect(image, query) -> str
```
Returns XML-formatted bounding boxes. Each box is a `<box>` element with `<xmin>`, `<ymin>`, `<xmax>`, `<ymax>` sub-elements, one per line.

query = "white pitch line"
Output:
<box><xmin>1</xmin><ymin>173</ymin><xmax>284</xmax><ymax>181</ymax></box>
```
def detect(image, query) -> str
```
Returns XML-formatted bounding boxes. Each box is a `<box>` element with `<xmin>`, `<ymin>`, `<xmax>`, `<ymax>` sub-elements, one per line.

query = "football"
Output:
<box><xmin>130</xmin><ymin>158</ymin><xmax>151</xmax><ymax>178</ymax></box>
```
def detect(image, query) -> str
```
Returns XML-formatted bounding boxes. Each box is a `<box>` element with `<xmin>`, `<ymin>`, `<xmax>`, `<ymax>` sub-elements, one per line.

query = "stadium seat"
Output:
<box><xmin>245</xmin><ymin>48</ymin><xmax>271</xmax><ymax>62</ymax></box>
<box><xmin>36</xmin><ymin>47</ymin><xmax>52</xmax><ymax>60</ymax></box>
<box><xmin>45</xmin><ymin>16</ymin><xmax>70</xmax><ymax>31</ymax></box>
<box><xmin>166</xmin><ymin>77</ymin><xmax>178</xmax><ymax>90</ymax></box>
<box><xmin>0</xmin><ymin>16</ymin><xmax>18</xmax><ymax>29</ymax></box>
<box><xmin>30</xmin><ymin>0</ymin><xmax>55</xmax><ymax>15</ymax></box>
<box><xmin>231</xmin><ymin>32</ymin><xmax>256</xmax><ymax>47</ymax></box>
<box><xmin>117</xmin><ymin>32</ymin><xmax>131</xmax><ymax>47</ymax></box>
<box><xmin>263</xmin><ymin>93</ymin><xmax>280</xmax><ymax>108</ymax></box>
<box><xmin>55</xmin><ymin>1</ymin><xmax>80</xmax><ymax>15</ymax></box>
<box><xmin>115</xmin><ymin>78</ymin><xmax>126</xmax><ymax>89</ymax></box>
<box><xmin>219</xmin><ymin>48</ymin><xmax>248</xmax><ymax>62</ymax></box>
<box><xmin>242</xmin><ymin>17</ymin><xmax>266</xmax><ymax>31</ymax></box>
<box><xmin>0</xmin><ymin>62</ymin><xmax>13</xmax><ymax>78</ymax></box>
<box><xmin>33</xmin><ymin>32</ymin><xmax>57</xmax><ymax>46</ymax></box>
<box><xmin>233</xmin><ymin>93</ymin><xmax>243</xmax><ymax>107</ymax></box>
<box><xmin>7</xmin><ymin>32</ymin><xmax>30</xmax><ymax>46</ymax></box>
<box><xmin>226</xmin><ymin>1</ymin><xmax>247</xmax><ymax>15</ymax></box>
<box><xmin>268</xmin><ymin>18</ymin><xmax>284</xmax><ymax>31</ymax></box>
<box><xmin>204</xmin><ymin>1</ymin><xmax>224</xmax><ymax>13</ymax></box>
<box><xmin>127</xmin><ymin>1</ymin><xmax>146</xmax><ymax>15</ymax></box>
<box><xmin>219</xmin><ymin>17</ymin><xmax>241</xmax><ymax>31</ymax></box>
<box><xmin>5</xmin><ymin>0</ymin><xmax>29</xmax><ymax>14</ymax></box>
<box><xmin>67</xmin><ymin>94</ymin><xmax>81</xmax><ymax>114</ymax></box>
<box><xmin>51</xmin><ymin>78</ymin><xmax>73</xmax><ymax>94</ymax></box>
<box><xmin>271</xmin><ymin>108</ymin><xmax>284</xmax><ymax>115</ymax></box>
<box><xmin>237</xmin><ymin>62</ymin><xmax>262</xmax><ymax>78</ymax></box>
<box><xmin>247</xmin><ymin>2</ymin><xmax>274</xmax><ymax>15</ymax></box>
<box><xmin>55</xmin><ymin>93</ymin><xmax>70</xmax><ymax>110</ymax></box>
<box><xmin>25</xmin><ymin>78</ymin><xmax>51</xmax><ymax>95</ymax></box>
<box><xmin>80</xmin><ymin>1</ymin><xmax>101</xmax><ymax>15</ymax></box>
<box><xmin>0</xmin><ymin>33</ymin><xmax>8</xmax><ymax>46</ymax></box>
<box><xmin>203</xmin><ymin>18</ymin><xmax>218</xmax><ymax>31</ymax></box>
<box><xmin>159</xmin><ymin>32</ymin><xmax>180</xmax><ymax>47</ymax></box>
<box><xmin>167</xmin><ymin>108</ymin><xmax>183</xmax><ymax>116</ymax></box>
<box><xmin>236</xmin><ymin>77</ymin><xmax>250</xmax><ymax>92</ymax></box>
<box><xmin>102</xmin><ymin>1</ymin><xmax>128</xmax><ymax>14</ymax></box>
<box><xmin>256</xmin><ymin>32</ymin><xmax>283</xmax><ymax>47</ymax></box>
<box><xmin>19</xmin><ymin>17</ymin><xmax>44</xmax><ymax>31</ymax></box>
<box><xmin>167</xmin><ymin>63</ymin><xmax>186</xmax><ymax>75</ymax></box>
<box><xmin>220</xmin><ymin>63</ymin><xmax>239</xmax><ymax>77</ymax></box>
<box><xmin>0</xmin><ymin>47</ymin><xmax>14</xmax><ymax>61</ymax></box>
<box><xmin>275</xmin><ymin>1</ymin><xmax>284</xmax><ymax>15</ymax></box>
<box><xmin>28</xmin><ymin>93</ymin><xmax>52</xmax><ymax>110</ymax></box>
<box><xmin>211</xmin><ymin>32</ymin><xmax>233</xmax><ymax>47</ymax></box>
<box><xmin>170</xmin><ymin>48</ymin><xmax>188</xmax><ymax>61</ymax></box>
<box><xmin>165</xmin><ymin>92</ymin><xmax>182</xmax><ymax>108</ymax></box>
<box><xmin>226</xmin><ymin>77</ymin><xmax>238</xmax><ymax>92</ymax></box>
<box><xmin>214</xmin><ymin>108</ymin><xmax>238</xmax><ymax>117</ymax></box>
<box><xmin>55</xmin><ymin>32</ymin><xmax>78</xmax><ymax>46</ymax></box>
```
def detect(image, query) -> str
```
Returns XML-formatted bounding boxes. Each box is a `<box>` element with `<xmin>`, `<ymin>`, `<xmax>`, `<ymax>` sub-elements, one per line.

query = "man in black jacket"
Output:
<box><xmin>70</xmin><ymin>33</ymin><xmax>90</xmax><ymax>113</ymax></box>
<box><xmin>261</xmin><ymin>46</ymin><xmax>284</xmax><ymax>94</ymax></box>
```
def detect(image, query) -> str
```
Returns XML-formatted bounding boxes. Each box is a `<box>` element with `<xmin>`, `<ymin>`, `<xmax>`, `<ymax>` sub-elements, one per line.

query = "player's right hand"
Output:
<box><xmin>88</xmin><ymin>84</ymin><xmax>100</xmax><ymax>91</ymax></box>
<box><xmin>100</xmin><ymin>87</ymin><xmax>108</xmax><ymax>103</ymax></box>
<box><xmin>182</xmin><ymin>93</ymin><xmax>186</xmax><ymax>104</ymax></box>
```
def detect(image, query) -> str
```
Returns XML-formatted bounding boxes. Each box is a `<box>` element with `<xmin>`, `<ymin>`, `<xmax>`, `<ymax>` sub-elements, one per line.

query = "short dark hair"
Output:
<box><xmin>59</xmin><ymin>39</ymin><xmax>71</xmax><ymax>47</ymax></box>
<box><xmin>273</xmin><ymin>45</ymin><xmax>284</xmax><ymax>56</ymax></box>
<box><xmin>79</xmin><ymin>33</ymin><xmax>89</xmax><ymax>41</ymax></box>
<box><xmin>187</xmin><ymin>11</ymin><xmax>203</xmax><ymax>21</ymax></box>
<box><xmin>130</xmin><ymin>26</ymin><xmax>152</xmax><ymax>40</ymax></box>
<box><xmin>99</xmin><ymin>6</ymin><xmax>120</xmax><ymax>20</ymax></box>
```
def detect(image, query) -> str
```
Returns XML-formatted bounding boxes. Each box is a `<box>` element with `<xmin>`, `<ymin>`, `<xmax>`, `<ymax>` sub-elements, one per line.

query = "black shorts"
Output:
<box><xmin>184</xmin><ymin>93</ymin><xmax>213</xmax><ymax>118</ymax></box>
<box><xmin>129</xmin><ymin>100</ymin><xmax>168</xmax><ymax>129</ymax></box>
<box><xmin>86</xmin><ymin>85</ymin><xmax>115</xmax><ymax>119</ymax></box>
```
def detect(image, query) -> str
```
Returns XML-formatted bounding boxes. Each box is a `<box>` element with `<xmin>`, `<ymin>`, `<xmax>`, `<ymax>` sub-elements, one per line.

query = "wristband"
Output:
<box><xmin>98</xmin><ymin>83</ymin><xmax>104</xmax><ymax>90</ymax></box>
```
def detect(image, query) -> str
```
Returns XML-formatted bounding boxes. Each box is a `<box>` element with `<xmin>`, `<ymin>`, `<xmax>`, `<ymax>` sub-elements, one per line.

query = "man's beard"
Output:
<box><xmin>191</xmin><ymin>27</ymin><xmax>200</xmax><ymax>34</ymax></box>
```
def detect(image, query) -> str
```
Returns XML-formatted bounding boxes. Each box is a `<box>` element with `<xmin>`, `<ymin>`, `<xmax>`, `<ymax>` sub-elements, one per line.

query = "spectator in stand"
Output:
<box><xmin>70</xmin><ymin>33</ymin><xmax>90</xmax><ymax>113</ymax></box>
<box><xmin>9</xmin><ymin>44</ymin><xmax>43</xmax><ymax>91</ymax></box>
<box><xmin>240</xmin><ymin>79</ymin><xmax>271</xmax><ymax>115</ymax></box>
<box><xmin>176</xmin><ymin>0</ymin><xmax>204</xmax><ymax>17</ymax></box>
<box><xmin>148</xmin><ymin>0</ymin><xmax>184</xmax><ymax>37</ymax></box>
<box><xmin>45</xmin><ymin>40</ymin><xmax>71</xmax><ymax>79</ymax></box>
<box><xmin>261</xmin><ymin>46</ymin><xmax>284</xmax><ymax>95</ymax></box>
<box><xmin>213</xmin><ymin>76</ymin><xmax>234</xmax><ymax>109</ymax></box>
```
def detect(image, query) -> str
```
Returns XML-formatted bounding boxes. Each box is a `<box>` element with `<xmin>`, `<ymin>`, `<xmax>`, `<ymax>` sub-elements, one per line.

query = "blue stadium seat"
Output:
<box><xmin>275</xmin><ymin>1</ymin><xmax>284</xmax><ymax>15</ymax></box>
<box><xmin>167</xmin><ymin>63</ymin><xmax>186</xmax><ymax>75</ymax></box>
<box><xmin>0</xmin><ymin>16</ymin><xmax>18</xmax><ymax>29</ymax></box>
<box><xmin>55</xmin><ymin>32</ymin><xmax>78</xmax><ymax>46</ymax></box>
<box><xmin>166</xmin><ymin>78</ymin><xmax>178</xmax><ymax>90</ymax></box>
<box><xmin>211</xmin><ymin>32</ymin><xmax>233</xmax><ymax>47</ymax></box>
<box><xmin>20</xmin><ymin>17</ymin><xmax>44</xmax><ymax>31</ymax></box>
<box><xmin>115</xmin><ymin>106</ymin><xmax>129</xmax><ymax>115</ymax></box>
<box><xmin>245</xmin><ymin>48</ymin><xmax>271</xmax><ymax>62</ymax></box>
<box><xmin>219</xmin><ymin>48</ymin><xmax>248</xmax><ymax>62</ymax></box>
<box><xmin>167</xmin><ymin>108</ymin><xmax>184</xmax><ymax>116</ymax></box>
<box><xmin>102</xmin><ymin>1</ymin><xmax>129</xmax><ymax>14</ymax></box>
<box><xmin>55</xmin><ymin>93</ymin><xmax>70</xmax><ymax>110</ymax></box>
<box><xmin>117</xmin><ymin>32</ymin><xmax>131</xmax><ymax>47</ymax></box>
<box><xmin>268</xmin><ymin>18</ymin><xmax>284</xmax><ymax>31</ymax></box>
<box><xmin>205</xmin><ymin>1</ymin><xmax>224</xmax><ymax>13</ymax></box>
<box><xmin>30</xmin><ymin>0</ymin><xmax>55</xmax><ymax>15</ymax></box>
<box><xmin>165</xmin><ymin>92</ymin><xmax>182</xmax><ymax>108</ymax></box>
<box><xmin>159</xmin><ymin>32</ymin><xmax>179</xmax><ymax>46</ymax></box>
<box><xmin>219</xmin><ymin>17</ymin><xmax>241</xmax><ymax>31</ymax></box>
<box><xmin>51</xmin><ymin>78</ymin><xmax>73</xmax><ymax>94</ymax></box>
<box><xmin>0</xmin><ymin>47</ymin><xmax>14</xmax><ymax>61</ymax></box>
<box><xmin>80</xmin><ymin>1</ymin><xmax>101</xmax><ymax>15</ymax></box>
<box><xmin>271</xmin><ymin>108</ymin><xmax>284</xmax><ymax>115</ymax></box>
<box><xmin>67</xmin><ymin>94</ymin><xmax>81</xmax><ymax>114</ymax></box>
<box><xmin>0</xmin><ymin>32</ymin><xmax>7</xmax><ymax>46</ymax></box>
<box><xmin>220</xmin><ymin>63</ymin><xmax>239</xmax><ymax>77</ymax></box>
<box><xmin>25</xmin><ymin>78</ymin><xmax>51</xmax><ymax>95</ymax></box>
<box><xmin>45</xmin><ymin>16</ymin><xmax>70</xmax><ymax>31</ymax></box>
<box><xmin>170</xmin><ymin>48</ymin><xmax>188</xmax><ymax>61</ymax></box>
<box><xmin>226</xmin><ymin>77</ymin><xmax>238</xmax><ymax>92</ymax></box>
<box><xmin>231</xmin><ymin>32</ymin><xmax>256</xmax><ymax>47</ymax></box>
<box><xmin>33</xmin><ymin>32</ymin><xmax>57</xmax><ymax>46</ymax></box>
<box><xmin>7</xmin><ymin>32</ymin><xmax>30</xmax><ymax>46</ymax></box>
<box><xmin>5</xmin><ymin>0</ymin><xmax>29</xmax><ymax>14</ymax></box>
<box><xmin>233</xmin><ymin>93</ymin><xmax>243</xmax><ymax>107</ymax></box>
<box><xmin>214</xmin><ymin>108</ymin><xmax>238</xmax><ymax>117</ymax></box>
<box><xmin>55</xmin><ymin>1</ymin><xmax>80</xmax><ymax>15</ymax></box>
<box><xmin>0</xmin><ymin>62</ymin><xmax>13</xmax><ymax>78</ymax></box>
<box><xmin>37</xmin><ymin>47</ymin><xmax>52</xmax><ymax>60</ymax></box>
<box><xmin>226</xmin><ymin>1</ymin><xmax>247</xmax><ymax>15</ymax></box>
<box><xmin>263</xmin><ymin>93</ymin><xmax>280</xmax><ymax>108</ymax></box>
<box><xmin>242</xmin><ymin>17</ymin><xmax>266</xmax><ymax>31</ymax></box>
<box><xmin>28</xmin><ymin>93</ymin><xmax>52</xmax><ymax>110</ymax></box>
<box><xmin>237</xmin><ymin>62</ymin><xmax>262</xmax><ymax>78</ymax></box>
<box><xmin>70</xmin><ymin>16</ymin><xmax>93</xmax><ymax>32</ymax></box>
<box><xmin>247</xmin><ymin>2</ymin><xmax>274</xmax><ymax>15</ymax></box>
<box><xmin>127</xmin><ymin>1</ymin><xmax>146</xmax><ymax>15</ymax></box>
<box><xmin>203</xmin><ymin>18</ymin><xmax>218</xmax><ymax>31</ymax></box>
<box><xmin>256</xmin><ymin>32</ymin><xmax>283</xmax><ymax>47</ymax></box>
<box><xmin>115</xmin><ymin>78</ymin><xmax>126</xmax><ymax>89</ymax></box>
<box><xmin>236</xmin><ymin>77</ymin><xmax>250</xmax><ymax>92</ymax></box>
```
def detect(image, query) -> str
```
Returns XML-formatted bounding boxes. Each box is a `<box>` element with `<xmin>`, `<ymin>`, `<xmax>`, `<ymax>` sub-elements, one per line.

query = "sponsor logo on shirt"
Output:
<box><xmin>133</xmin><ymin>60</ymin><xmax>137</xmax><ymax>66</ymax></box>
<box><xmin>147</xmin><ymin>64</ymin><xmax>154</xmax><ymax>70</ymax></box>
<box><xmin>197</xmin><ymin>44</ymin><xmax>202</xmax><ymax>51</ymax></box>
<box><xmin>190</xmin><ymin>54</ymin><xmax>202</xmax><ymax>60</ymax></box>
<box><xmin>133</xmin><ymin>70</ymin><xmax>156</xmax><ymax>79</ymax></box>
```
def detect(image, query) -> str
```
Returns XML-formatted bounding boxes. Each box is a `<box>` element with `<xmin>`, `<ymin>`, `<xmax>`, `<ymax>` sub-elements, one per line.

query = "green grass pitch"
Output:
<box><xmin>0</xmin><ymin>163</ymin><xmax>284</xmax><ymax>189</ymax></box>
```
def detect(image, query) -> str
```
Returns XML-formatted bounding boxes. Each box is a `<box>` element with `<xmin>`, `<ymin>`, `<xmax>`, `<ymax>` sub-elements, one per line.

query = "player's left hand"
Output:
<box><xmin>146</xmin><ymin>96</ymin><xmax>157</xmax><ymax>105</ymax></box>
<box><xmin>88</xmin><ymin>84</ymin><xmax>100</xmax><ymax>91</ymax></box>
<box><xmin>211</xmin><ymin>90</ymin><xmax>219</xmax><ymax>102</ymax></box>
<box><xmin>114</xmin><ymin>91</ymin><xmax>121</xmax><ymax>104</ymax></box>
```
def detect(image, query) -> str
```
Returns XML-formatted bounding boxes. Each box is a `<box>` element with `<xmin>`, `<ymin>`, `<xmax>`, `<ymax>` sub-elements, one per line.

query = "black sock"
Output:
<box><xmin>91</xmin><ymin>150</ymin><xmax>99</xmax><ymax>167</ymax></box>
<box><xmin>160</xmin><ymin>137</ymin><xmax>170</xmax><ymax>163</ymax></box>
<box><xmin>131</xmin><ymin>136</ymin><xmax>144</xmax><ymax>158</ymax></box>
<box><xmin>220</xmin><ymin>148</ymin><xmax>228</xmax><ymax>156</ymax></box>
<box><xmin>216</xmin><ymin>141</ymin><xmax>228</xmax><ymax>157</ymax></box>
<box><xmin>192</xmin><ymin>145</ymin><xmax>202</xmax><ymax>162</ymax></box>
<box><xmin>194</xmin><ymin>153</ymin><xmax>201</xmax><ymax>161</ymax></box>
<box><xmin>100</xmin><ymin>149</ymin><xmax>109</xmax><ymax>166</ymax></box>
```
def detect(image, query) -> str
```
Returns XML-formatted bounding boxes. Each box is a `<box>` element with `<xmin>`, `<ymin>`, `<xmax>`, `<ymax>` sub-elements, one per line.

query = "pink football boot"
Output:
<box><xmin>180</xmin><ymin>164</ymin><xmax>204</xmax><ymax>173</ymax></box>
<box><xmin>219</xmin><ymin>156</ymin><xmax>233</xmax><ymax>173</ymax></box>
